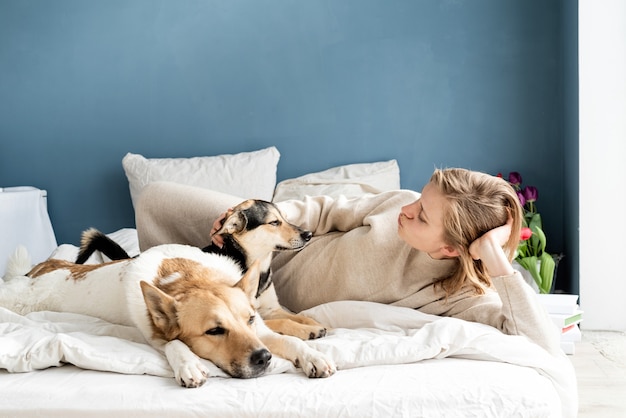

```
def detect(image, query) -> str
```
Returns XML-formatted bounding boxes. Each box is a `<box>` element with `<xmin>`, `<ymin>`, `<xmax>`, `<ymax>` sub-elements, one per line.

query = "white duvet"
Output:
<box><xmin>0</xmin><ymin>232</ymin><xmax>577</xmax><ymax>417</ymax></box>
<box><xmin>0</xmin><ymin>300</ymin><xmax>577</xmax><ymax>417</ymax></box>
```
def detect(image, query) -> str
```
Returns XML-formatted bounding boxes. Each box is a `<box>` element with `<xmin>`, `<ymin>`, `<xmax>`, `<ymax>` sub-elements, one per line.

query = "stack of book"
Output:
<box><xmin>536</xmin><ymin>294</ymin><xmax>583</xmax><ymax>355</ymax></box>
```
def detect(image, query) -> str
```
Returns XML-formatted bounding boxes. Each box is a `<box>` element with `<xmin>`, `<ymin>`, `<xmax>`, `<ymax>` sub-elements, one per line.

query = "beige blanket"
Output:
<box><xmin>136</xmin><ymin>181</ymin><xmax>561</xmax><ymax>356</ymax></box>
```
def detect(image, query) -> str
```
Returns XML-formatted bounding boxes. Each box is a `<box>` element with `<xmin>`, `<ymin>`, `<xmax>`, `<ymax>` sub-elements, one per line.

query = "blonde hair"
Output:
<box><xmin>429</xmin><ymin>168</ymin><xmax>523</xmax><ymax>297</ymax></box>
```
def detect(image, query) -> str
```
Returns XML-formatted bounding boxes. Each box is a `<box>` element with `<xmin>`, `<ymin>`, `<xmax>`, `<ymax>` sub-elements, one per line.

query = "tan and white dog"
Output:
<box><xmin>0</xmin><ymin>244</ymin><xmax>336</xmax><ymax>387</ymax></box>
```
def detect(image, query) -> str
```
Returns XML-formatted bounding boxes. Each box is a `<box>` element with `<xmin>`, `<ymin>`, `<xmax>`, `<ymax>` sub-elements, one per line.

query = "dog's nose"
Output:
<box><xmin>250</xmin><ymin>348</ymin><xmax>272</xmax><ymax>369</ymax></box>
<box><xmin>302</xmin><ymin>231</ymin><xmax>313</xmax><ymax>242</ymax></box>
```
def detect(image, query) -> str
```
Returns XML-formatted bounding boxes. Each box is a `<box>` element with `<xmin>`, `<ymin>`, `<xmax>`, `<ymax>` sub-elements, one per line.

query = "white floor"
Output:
<box><xmin>570</xmin><ymin>330</ymin><xmax>626</xmax><ymax>417</ymax></box>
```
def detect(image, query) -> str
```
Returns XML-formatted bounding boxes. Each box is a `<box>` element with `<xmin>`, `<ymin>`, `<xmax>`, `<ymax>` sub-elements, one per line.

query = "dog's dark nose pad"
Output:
<box><xmin>302</xmin><ymin>231</ymin><xmax>313</xmax><ymax>242</ymax></box>
<box><xmin>251</xmin><ymin>349</ymin><xmax>272</xmax><ymax>368</ymax></box>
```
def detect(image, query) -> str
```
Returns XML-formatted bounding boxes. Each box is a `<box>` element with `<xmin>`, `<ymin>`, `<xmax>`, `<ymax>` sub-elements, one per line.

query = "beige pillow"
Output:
<box><xmin>272</xmin><ymin>160</ymin><xmax>400</xmax><ymax>202</ymax></box>
<box><xmin>122</xmin><ymin>147</ymin><xmax>280</xmax><ymax>208</ymax></box>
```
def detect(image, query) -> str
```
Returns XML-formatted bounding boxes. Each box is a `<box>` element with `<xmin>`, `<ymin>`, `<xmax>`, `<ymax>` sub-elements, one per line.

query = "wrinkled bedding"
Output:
<box><xmin>0</xmin><ymin>301</ymin><xmax>577</xmax><ymax>417</ymax></box>
<box><xmin>0</xmin><ymin>230</ymin><xmax>577</xmax><ymax>417</ymax></box>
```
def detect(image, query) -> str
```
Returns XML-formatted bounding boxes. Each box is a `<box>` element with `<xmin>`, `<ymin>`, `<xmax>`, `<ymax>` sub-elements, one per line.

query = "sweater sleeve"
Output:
<box><xmin>275</xmin><ymin>190</ymin><xmax>420</xmax><ymax>236</ymax></box>
<box><xmin>444</xmin><ymin>272</ymin><xmax>562</xmax><ymax>356</ymax></box>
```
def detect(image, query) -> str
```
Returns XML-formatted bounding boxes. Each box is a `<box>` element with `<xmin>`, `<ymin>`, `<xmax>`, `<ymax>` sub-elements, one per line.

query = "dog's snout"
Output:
<box><xmin>251</xmin><ymin>348</ymin><xmax>272</xmax><ymax>369</ymax></box>
<box><xmin>301</xmin><ymin>231</ymin><xmax>313</xmax><ymax>242</ymax></box>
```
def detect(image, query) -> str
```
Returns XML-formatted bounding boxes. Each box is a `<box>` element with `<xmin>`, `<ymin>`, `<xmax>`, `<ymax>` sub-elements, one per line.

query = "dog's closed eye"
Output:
<box><xmin>268</xmin><ymin>220</ymin><xmax>281</xmax><ymax>226</ymax></box>
<box><xmin>205</xmin><ymin>327</ymin><xmax>225</xmax><ymax>335</ymax></box>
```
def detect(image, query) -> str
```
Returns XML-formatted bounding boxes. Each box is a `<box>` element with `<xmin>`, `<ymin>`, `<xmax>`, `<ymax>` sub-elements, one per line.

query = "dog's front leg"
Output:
<box><xmin>258</xmin><ymin>323</ymin><xmax>336</xmax><ymax>378</ymax></box>
<box><xmin>164</xmin><ymin>340</ymin><xmax>210</xmax><ymax>388</ymax></box>
<box><xmin>257</xmin><ymin>284</ymin><xmax>328</xmax><ymax>340</ymax></box>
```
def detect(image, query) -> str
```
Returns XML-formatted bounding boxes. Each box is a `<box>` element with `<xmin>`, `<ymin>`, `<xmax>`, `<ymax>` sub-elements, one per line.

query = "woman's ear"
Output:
<box><xmin>441</xmin><ymin>245</ymin><xmax>460</xmax><ymax>258</ymax></box>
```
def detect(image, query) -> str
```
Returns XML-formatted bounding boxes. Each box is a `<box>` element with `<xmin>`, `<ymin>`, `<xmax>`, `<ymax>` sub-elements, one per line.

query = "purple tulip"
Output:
<box><xmin>516</xmin><ymin>191</ymin><xmax>526</xmax><ymax>207</ymax></box>
<box><xmin>508</xmin><ymin>172</ymin><xmax>522</xmax><ymax>187</ymax></box>
<box><xmin>523</xmin><ymin>186</ymin><xmax>538</xmax><ymax>202</ymax></box>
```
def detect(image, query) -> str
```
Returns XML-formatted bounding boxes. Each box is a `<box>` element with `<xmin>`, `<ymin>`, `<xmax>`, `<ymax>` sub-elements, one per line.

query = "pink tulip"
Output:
<box><xmin>520</xmin><ymin>227</ymin><xmax>533</xmax><ymax>241</ymax></box>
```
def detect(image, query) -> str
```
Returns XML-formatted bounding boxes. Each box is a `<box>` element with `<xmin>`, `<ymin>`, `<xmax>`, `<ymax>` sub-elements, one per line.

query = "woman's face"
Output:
<box><xmin>397</xmin><ymin>182</ymin><xmax>458</xmax><ymax>259</ymax></box>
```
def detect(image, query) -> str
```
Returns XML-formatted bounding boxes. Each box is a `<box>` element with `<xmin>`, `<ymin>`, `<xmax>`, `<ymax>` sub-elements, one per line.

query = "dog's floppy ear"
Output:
<box><xmin>140</xmin><ymin>281</ymin><xmax>180</xmax><ymax>340</ymax></box>
<box><xmin>235</xmin><ymin>260</ymin><xmax>261</xmax><ymax>302</ymax></box>
<box><xmin>216</xmin><ymin>211</ymin><xmax>247</xmax><ymax>235</ymax></box>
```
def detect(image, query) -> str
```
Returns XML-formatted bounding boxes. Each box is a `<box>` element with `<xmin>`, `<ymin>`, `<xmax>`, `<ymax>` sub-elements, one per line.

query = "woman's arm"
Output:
<box><xmin>461</xmin><ymin>221</ymin><xmax>561</xmax><ymax>355</ymax></box>
<box><xmin>275</xmin><ymin>190</ymin><xmax>420</xmax><ymax>236</ymax></box>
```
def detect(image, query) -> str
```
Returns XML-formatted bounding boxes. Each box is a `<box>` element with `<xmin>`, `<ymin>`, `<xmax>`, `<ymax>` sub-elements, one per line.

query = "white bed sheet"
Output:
<box><xmin>0</xmin><ymin>229</ymin><xmax>577</xmax><ymax>417</ymax></box>
<box><xmin>0</xmin><ymin>358</ymin><xmax>561</xmax><ymax>418</ymax></box>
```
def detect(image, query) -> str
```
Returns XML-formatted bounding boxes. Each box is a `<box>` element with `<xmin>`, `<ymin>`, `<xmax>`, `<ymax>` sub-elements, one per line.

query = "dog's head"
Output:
<box><xmin>214</xmin><ymin>199</ymin><xmax>313</xmax><ymax>261</ymax></box>
<box><xmin>140</xmin><ymin>259</ymin><xmax>272</xmax><ymax>379</ymax></box>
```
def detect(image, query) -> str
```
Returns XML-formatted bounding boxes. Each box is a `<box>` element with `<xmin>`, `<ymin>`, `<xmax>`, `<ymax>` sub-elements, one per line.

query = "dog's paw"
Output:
<box><xmin>301</xmin><ymin>325</ymin><xmax>327</xmax><ymax>340</ymax></box>
<box><xmin>290</xmin><ymin>315</ymin><xmax>328</xmax><ymax>339</ymax></box>
<box><xmin>174</xmin><ymin>360</ymin><xmax>210</xmax><ymax>388</ymax></box>
<box><xmin>264</xmin><ymin>318</ymin><xmax>328</xmax><ymax>341</ymax></box>
<box><xmin>164</xmin><ymin>339</ymin><xmax>210</xmax><ymax>388</ymax></box>
<box><xmin>297</xmin><ymin>350</ymin><xmax>337</xmax><ymax>378</ymax></box>
<box><xmin>308</xmin><ymin>325</ymin><xmax>327</xmax><ymax>340</ymax></box>
<box><xmin>278</xmin><ymin>323</ymin><xmax>328</xmax><ymax>340</ymax></box>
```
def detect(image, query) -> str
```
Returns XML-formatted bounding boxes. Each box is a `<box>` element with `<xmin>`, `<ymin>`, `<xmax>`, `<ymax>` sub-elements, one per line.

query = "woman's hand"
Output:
<box><xmin>210</xmin><ymin>209</ymin><xmax>232</xmax><ymax>248</ymax></box>
<box><xmin>469</xmin><ymin>218</ymin><xmax>515</xmax><ymax>277</ymax></box>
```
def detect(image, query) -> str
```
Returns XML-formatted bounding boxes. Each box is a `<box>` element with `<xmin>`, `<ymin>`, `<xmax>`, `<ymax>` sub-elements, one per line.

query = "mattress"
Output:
<box><xmin>0</xmin><ymin>229</ymin><xmax>577</xmax><ymax>417</ymax></box>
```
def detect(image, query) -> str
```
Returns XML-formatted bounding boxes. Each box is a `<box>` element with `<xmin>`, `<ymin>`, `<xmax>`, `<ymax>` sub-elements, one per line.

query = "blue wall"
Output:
<box><xmin>0</xmin><ymin>1</ymin><xmax>577</xmax><ymax>290</ymax></box>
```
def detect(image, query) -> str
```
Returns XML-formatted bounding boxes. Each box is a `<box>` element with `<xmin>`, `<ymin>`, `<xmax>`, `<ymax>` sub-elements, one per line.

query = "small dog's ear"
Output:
<box><xmin>140</xmin><ymin>281</ymin><xmax>180</xmax><ymax>340</ymax></box>
<box><xmin>235</xmin><ymin>260</ymin><xmax>261</xmax><ymax>302</ymax></box>
<box><xmin>217</xmin><ymin>211</ymin><xmax>247</xmax><ymax>235</ymax></box>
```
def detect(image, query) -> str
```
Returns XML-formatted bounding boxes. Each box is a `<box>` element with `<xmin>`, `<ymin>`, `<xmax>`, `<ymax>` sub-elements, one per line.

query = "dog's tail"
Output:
<box><xmin>75</xmin><ymin>228</ymin><xmax>131</xmax><ymax>264</ymax></box>
<box><xmin>3</xmin><ymin>245</ymin><xmax>32</xmax><ymax>281</ymax></box>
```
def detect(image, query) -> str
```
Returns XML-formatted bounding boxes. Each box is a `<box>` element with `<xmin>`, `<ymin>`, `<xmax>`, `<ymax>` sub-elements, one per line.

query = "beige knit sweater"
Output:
<box><xmin>136</xmin><ymin>181</ymin><xmax>561</xmax><ymax>355</ymax></box>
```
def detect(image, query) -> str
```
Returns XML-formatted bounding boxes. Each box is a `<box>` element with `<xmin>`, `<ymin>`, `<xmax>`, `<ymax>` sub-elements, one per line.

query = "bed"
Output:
<box><xmin>0</xmin><ymin>147</ymin><xmax>577</xmax><ymax>417</ymax></box>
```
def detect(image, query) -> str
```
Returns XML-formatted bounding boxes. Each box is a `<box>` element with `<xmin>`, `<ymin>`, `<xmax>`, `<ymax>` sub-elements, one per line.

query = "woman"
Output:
<box><xmin>135</xmin><ymin>168</ymin><xmax>560</xmax><ymax>355</ymax></box>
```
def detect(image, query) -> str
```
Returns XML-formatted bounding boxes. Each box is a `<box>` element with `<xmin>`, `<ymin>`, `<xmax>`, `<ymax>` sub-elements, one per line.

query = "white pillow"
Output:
<box><xmin>122</xmin><ymin>147</ymin><xmax>280</xmax><ymax>208</ymax></box>
<box><xmin>272</xmin><ymin>160</ymin><xmax>400</xmax><ymax>202</ymax></box>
